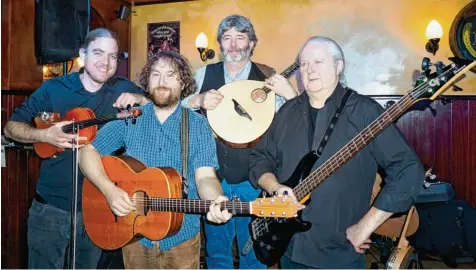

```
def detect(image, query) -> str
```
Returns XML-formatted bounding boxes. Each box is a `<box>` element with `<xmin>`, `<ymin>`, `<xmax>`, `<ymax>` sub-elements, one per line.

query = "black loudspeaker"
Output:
<box><xmin>35</xmin><ymin>0</ymin><xmax>89</xmax><ymax>65</ymax></box>
<box><xmin>117</xmin><ymin>5</ymin><xmax>130</xmax><ymax>21</ymax></box>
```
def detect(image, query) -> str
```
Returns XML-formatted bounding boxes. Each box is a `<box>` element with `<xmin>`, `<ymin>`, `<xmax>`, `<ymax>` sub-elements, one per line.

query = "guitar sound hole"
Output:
<box><xmin>132</xmin><ymin>191</ymin><xmax>148</xmax><ymax>216</ymax></box>
<box><xmin>251</xmin><ymin>89</ymin><xmax>267</xmax><ymax>103</ymax></box>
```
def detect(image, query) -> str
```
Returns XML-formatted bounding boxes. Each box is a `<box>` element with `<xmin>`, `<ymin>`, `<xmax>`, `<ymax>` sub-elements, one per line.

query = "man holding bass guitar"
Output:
<box><xmin>182</xmin><ymin>14</ymin><xmax>299</xmax><ymax>269</ymax></box>
<box><xmin>249</xmin><ymin>36</ymin><xmax>424</xmax><ymax>268</ymax></box>
<box><xmin>79</xmin><ymin>50</ymin><xmax>232</xmax><ymax>269</ymax></box>
<box><xmin>3</xmin><ymin>28</ymin><xmax>149</xmax><ymax>269</ymax></box>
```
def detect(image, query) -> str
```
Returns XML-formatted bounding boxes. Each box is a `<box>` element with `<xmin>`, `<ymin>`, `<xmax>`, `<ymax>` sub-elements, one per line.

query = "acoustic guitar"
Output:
<box><xmin>82</xmin><ymin>155</ymin><xmax>300</xmax><ymax>250</ymax></box>
<box><xmin>385</xmin><ymin>206</ymin><xmax>417</xmax><ymax>269</ymax></box>
<box><xmin>34</xmin><ymin>107</ymin><xmax>141</xmax><ymax>158</ymax></box>
<box><xmin>243</xmin><ymin>58</ymin><xmax>476</xmax><ymax>265</ymax></box>
<box><xmin>206</xmin><ymin>61</ymin><xmax>299</xmax><ymax>147</ymax></box>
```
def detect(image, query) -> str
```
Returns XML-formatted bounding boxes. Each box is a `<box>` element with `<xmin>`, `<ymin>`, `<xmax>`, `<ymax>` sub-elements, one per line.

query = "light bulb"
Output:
<box><xmin>195</xmin><ymin>32</ymin><xmax>208</xmax><ymax>48</ymax></box>
<box><xmin>426</xmin><ymin>20</ymin><xmax>443</xmax><ymax>40</ymax></box>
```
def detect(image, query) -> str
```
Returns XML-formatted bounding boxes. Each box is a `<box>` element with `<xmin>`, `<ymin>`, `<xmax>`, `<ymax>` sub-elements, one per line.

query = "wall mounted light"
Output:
<box><xmin>195</xmin><ymin>32</ymin><xmax>215</xmax><ymax>61</ymax></box>
<box><xmin>425</xmin><ymin>20</ymin><xmax>443</xmax><ymax>55</ymax></box>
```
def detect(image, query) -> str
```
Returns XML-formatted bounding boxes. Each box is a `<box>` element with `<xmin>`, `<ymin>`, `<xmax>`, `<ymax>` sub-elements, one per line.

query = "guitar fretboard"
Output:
<box><xmin>263</xmin><ymin>61</ymin><xmax>300</xmax><ymax>94</ymax></box>
<box><xmin>147</xmin><ymin>198</ymin><xmax>251</xmax><ymax>215</ymax></box>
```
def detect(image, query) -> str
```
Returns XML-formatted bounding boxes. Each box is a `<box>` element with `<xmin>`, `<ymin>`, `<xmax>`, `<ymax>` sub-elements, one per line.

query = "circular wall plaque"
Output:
<box><xmin>449</xmin><ymin>1</ymin><xmax>476</xmax><ymax>72</ymax></box>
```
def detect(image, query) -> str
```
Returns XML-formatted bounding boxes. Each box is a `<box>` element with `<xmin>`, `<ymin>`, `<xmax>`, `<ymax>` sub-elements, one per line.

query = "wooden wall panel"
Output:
<box><xmin>8</xmin><ymin>0</ymin><xmax>43</xmax><ymax>90</ymax></box>
<box><xmin>433</xmin><ymin>100</ymin><xmax>452</xmax><ymax>185</ymax></box>
<box><xmin>378</xmin><ymin>98</ymin><xmax>476</xmax><ymax>207</ymax></box>
<box><xmin>469</xmin><ymin>101</ymin><xmax>476</xmax><ymax>207</ymax></box>
<box><xmin>1</xmin><ymin>93</ymin><xmax>41</xmax><ymax>269</ymax></box>
<box><xmin>2</xmin><ymin>0</ymin><xmax>11</xmax><ymax>89</ymax></box>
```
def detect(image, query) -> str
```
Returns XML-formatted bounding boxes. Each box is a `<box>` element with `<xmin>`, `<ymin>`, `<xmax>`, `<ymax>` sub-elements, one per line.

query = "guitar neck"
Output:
<box><xmin>61</xmin><ymin>114</ymin><xmax>119</xmax><ymax>133</ymax></box>
<box><xmin>294</xmin><ymin>93</ymin><xmax>415</xmax><ymax>201</ymax></box>
<box><xmin>280</xmin><ymin>61</ymin><xmax>300</xmax><ymax>78</ymax></box>
<box><xmin>148</xmin><ymin>198</ymin><xmax>251</xmax><ymax>215</ymax></box>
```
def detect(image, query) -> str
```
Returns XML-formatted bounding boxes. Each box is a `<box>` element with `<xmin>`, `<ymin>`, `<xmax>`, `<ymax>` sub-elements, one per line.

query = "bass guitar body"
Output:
<box><xmin>34</xmin><ymin>108</ymin><xmax>97</xmax><ymax>158</ymax></box>
<box><xmin>251</xmin><ymin>151</ymin><xmax>318</xmax><ymax>265</ymax></box>
<box><xmin>82</xmin><ymin>156</ymin><xmax>184</xmax><ymax>250</ymax></box>
<box><xmin>207</xmin><ymin>80</ymin><xmax>276</xmax><ymax>145</ymax></box>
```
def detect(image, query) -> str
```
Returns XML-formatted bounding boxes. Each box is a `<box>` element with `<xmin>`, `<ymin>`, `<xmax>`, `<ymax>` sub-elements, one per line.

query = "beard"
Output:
<box><xmin>149</xmin><ymin>86</ymin><xmax>180</xmax><ymax>109</ymax></box>
<box><xmin>222</xmin><ymin>45</ymin><xmax>251</xmax><ymax>63</ymax></box>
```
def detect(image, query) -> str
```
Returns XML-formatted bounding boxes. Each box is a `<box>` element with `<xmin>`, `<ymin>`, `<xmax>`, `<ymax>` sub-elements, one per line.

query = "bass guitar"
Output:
<box><xmin>242</xmin><ymin>57</ymin><xmax>476</xmax><ymax>265</ymax></box>
<box><xmin>206</xmin><ymin>61</ymin><xmax>299</xmax><ymax>147</ymax></box>
<box><xmin>82</xmin><ymin>155</ymin><xmax>300</xmax><ymax>250</ymax></box>
<box><xmin>34</xmin><ymin>107</ymin><xmax>141</xmax><ymax>158</ymax></box>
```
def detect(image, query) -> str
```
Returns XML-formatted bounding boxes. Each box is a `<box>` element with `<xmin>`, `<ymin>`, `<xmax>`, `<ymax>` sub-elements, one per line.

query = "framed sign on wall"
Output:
<box><xmin>147</xmin><ymin>21</ymin><xmax>180</xmax><ymax>58</ymax></box>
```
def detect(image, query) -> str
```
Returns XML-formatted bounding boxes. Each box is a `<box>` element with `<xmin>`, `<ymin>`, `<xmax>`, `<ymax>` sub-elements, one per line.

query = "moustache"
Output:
<box><xmin>151</xmin><ymin>86</ymin><xmax>173</xmax><ymax>92</ymax></box>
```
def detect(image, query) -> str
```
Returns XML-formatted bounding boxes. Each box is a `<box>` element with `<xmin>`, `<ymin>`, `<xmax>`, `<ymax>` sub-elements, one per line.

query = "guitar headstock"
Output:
<box><xmin>250</xmin><ymin>197</ymin><xmax>299</xmax><ymax>218</ymax></box>
<box><xmin>411</xmin><ymin>57</ymin><xmax>475</xmax><ymax>101</ymax></box>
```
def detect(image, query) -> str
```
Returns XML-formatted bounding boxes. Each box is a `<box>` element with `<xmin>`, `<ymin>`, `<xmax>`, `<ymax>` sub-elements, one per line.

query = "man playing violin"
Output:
<box><xmin>79</xmin><ymin>50</ymin><xmax>232</xmax><ymax>269</ymax></box>
<box><xmin>3</xmin><ymin>28</ymin><xmax>148</xmax><ymax>269</ymax></box>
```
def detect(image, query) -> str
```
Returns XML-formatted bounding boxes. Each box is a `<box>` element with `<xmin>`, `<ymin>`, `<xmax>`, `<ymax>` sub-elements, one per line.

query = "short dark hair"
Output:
<box><xmin>138</xmin><ymin>50</ymin><xmax>196</xmax><ymax>99</ymax></box>
<box><xmin>80</xmin><ymin>28</ymin><xmax>119</xmax><ymax>50</ymax></box>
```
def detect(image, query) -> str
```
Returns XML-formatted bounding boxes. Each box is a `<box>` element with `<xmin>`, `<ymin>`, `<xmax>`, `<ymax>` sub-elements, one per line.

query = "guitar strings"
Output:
<box><xmin>251</xmin><ymin>65</ymin><xmax>457</xmax><ymax>235</ymax></box>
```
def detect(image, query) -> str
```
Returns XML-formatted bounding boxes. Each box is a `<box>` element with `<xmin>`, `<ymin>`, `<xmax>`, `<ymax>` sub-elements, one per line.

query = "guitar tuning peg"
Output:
<box><xmin>132</xmin><ymin>118</ymin><xmax>137</xmax><ymax>125</ymax></box>
<box><xmin>232</xmin><ymin>196</ymin><xmax>240</xmax><ymax>201</ymax></box>
<box><xmin>124</xmin><ymin>119</ymin><xmax>128</xmax><ymax>126</ymax></box>
<box><xmin>126</xmin><ymin>104</ymin><xmax>131</xmax><ymax>110</ymax></box>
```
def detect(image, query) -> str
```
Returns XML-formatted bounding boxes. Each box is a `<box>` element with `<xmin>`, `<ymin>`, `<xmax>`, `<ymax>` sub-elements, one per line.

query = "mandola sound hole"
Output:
<box><xmin>251</xmin><ymin>88</ymin><xmax>267</xmax><ymax>103</ymax></box>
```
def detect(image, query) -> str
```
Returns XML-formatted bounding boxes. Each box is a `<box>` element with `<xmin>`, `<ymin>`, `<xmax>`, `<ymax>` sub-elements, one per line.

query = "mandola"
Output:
<box><xmin>206</xmin><ymin>61</ymin><xmax>299</xmax><ymax>147</ymax></box>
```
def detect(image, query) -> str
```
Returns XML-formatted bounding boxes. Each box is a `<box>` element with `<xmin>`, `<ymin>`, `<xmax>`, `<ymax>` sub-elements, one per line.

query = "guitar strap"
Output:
<box><xmin>180</xmin><ymin>107</ymin><xmax>189</xmax><ymax>199</ymax></box>
<box><xmin>312</xmin><ymin>88</ymin><xmax>353</xmax><ymax>158</ymax></box>
<box><xmin>255</xmin><ymin>62</ymin><xmax>276</xmax><ymax>79</ymax></box>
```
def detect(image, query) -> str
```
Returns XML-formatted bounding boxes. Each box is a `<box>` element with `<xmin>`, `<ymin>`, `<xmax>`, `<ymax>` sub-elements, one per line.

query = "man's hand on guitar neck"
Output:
<box><xmin>206</xmin><ymin>195</ymin><xmax>232</xmax><ymax>224</ymax></box>
<box><xmin>265</xmin><ymin>74</ymin><xmax>298</xmax><ymax>100</ymax></box>
<box><xmin>257</xmin><ymin>172</ymin><xmax>305</xmax><ymax>214</ymax></box>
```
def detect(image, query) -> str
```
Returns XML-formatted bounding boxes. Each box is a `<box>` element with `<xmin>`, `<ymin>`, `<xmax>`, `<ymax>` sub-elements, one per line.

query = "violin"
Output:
<box><xmin>33</xmin><ymin>107</ymin><xmax>141</xmax><ymax>158</ymax></box>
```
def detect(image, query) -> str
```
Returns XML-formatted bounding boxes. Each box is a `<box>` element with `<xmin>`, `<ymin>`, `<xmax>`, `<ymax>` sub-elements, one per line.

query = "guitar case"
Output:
<box><xmin>409</xmin><ymin>199</ymin><xmax>476</xmax><ymax>264</ymax></box>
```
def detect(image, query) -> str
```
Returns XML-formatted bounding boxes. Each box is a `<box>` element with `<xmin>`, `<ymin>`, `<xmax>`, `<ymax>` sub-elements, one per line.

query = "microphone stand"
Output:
<box><xmin>68</xmin><ymin>121</ymin><xmax>79</xmax><ymax>270</ymax></box>
<box><xmin>64</xmin><ymin>60</ymin><xmax>78</xmax><ymax>270</ymax></box>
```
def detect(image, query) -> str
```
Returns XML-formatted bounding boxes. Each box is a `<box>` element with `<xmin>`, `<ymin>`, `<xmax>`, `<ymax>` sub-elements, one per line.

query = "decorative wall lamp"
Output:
<box><xmin>425</xmin><ymin>20</ymin><xmax>443</xmax><ymax>55</ymax></box>
<box><xmin>195</xmin><ymin>32</ymin><xmax>215</xmax><ymax>61</ymax></box>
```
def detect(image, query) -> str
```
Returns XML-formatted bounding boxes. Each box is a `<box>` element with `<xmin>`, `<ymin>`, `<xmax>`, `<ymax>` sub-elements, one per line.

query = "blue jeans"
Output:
<box><xmin>203</xmin><ymin>180</ymin><xmax>265</xmax><ymax>269</ymax></box>
<box><xmin>27</xmin><ymin>199</ymin><xmax>101</xmax><ymax>269</ymax></box>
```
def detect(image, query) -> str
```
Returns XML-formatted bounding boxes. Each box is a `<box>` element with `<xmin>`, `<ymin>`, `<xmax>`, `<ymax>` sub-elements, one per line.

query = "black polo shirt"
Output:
<box><xmin>10</xmin><ymin>72</ymin><xmax>144</xmax><ymax>212</ymax></box>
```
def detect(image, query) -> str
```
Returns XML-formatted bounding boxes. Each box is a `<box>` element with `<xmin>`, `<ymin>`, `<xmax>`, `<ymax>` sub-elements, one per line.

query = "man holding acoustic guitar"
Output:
<box><xmin>3</xmin><ymin>28</ymin><xmax>149</xmax><ymax>269</ymax></box>
<box><xmin>79</xmin><ymin>50</ymin><xmax>233</xmax><ymax>269</ymax></box>
<box><xmin>249</xmin><ymin>36</ymin><xmax>424</xmax><ymax>268</ymax></box>
<box><xmin>182</xmin><ymin>14</ymin><xmax>299</xmax><ymax>269</ymax></box>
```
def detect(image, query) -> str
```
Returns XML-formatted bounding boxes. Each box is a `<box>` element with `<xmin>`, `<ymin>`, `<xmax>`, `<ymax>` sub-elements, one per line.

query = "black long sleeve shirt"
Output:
<box><xmin>249</xmin><ymin>83</ymin><xmax>424</xmax><ymax>268</ymax></box>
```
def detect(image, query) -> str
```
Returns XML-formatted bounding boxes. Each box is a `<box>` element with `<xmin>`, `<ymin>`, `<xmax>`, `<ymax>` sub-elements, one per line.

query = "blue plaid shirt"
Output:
<box><xmin>92</xmin><ymin>102</ymin><xmax>219</xmax><ymax>250</ymax></box>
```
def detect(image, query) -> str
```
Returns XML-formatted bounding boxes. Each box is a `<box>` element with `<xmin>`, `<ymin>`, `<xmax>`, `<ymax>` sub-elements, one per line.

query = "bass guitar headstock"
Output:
<box><xmin>411</xmin><ymin>57</ymin><xmax>475</xmax><ymax>101</ymax></box>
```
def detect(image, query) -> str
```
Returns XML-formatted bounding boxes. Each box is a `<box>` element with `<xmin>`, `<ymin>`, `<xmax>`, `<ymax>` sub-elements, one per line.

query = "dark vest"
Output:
<box><xmin>200</xmin><ymin>62</ymin><xmax>267</xmax><ymax>184</ymax></box>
